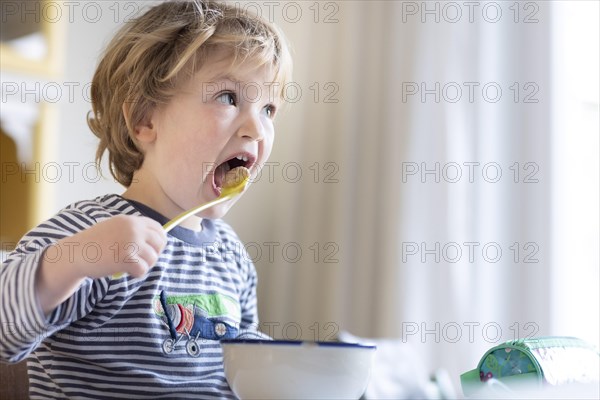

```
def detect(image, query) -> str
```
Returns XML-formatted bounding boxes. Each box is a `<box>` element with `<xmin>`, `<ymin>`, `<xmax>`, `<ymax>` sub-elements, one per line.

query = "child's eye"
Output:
<box><xmin>263</xmin><ymin>104</ymin><xmax>277</xmax><ymax>119</ymax></box>
<box><xmin>216</xmin><ymin>92</ymin><xmax>236</xmax><ymax>106</ymax></box>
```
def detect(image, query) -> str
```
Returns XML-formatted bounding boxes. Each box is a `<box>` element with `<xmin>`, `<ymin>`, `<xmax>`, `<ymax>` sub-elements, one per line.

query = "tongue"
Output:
<box><xmin>214</xmin><ymin>162</ymin><xmax>231</xmax><ymax>189</ymax></box>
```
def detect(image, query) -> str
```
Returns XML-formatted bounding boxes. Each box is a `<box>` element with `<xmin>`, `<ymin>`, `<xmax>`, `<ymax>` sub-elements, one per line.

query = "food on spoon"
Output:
<box><xmin>221</xmin><ymin>166</ymin><xmax>250</xmax><ymax>194</ymax></box>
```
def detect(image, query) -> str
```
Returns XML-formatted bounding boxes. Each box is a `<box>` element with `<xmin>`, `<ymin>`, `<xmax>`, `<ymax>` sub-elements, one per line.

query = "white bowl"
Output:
<box><xmin>221</xmin><ymin>339</ymin><xmax>376</xmax><ymax>400</ymax></box>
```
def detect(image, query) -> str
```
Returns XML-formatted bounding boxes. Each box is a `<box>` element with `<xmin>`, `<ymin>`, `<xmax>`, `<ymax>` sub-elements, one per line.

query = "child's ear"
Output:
<box><xmin>122</xmin><ymin>102</ymin><xmax>157</xmax><ymax>144</ymax></box>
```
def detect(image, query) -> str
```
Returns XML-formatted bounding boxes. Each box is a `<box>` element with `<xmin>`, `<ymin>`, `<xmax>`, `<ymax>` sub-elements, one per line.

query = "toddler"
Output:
<box><xmin>0</xmin><ymin>1</ymin><xmax>292</xmax><ymax>398</ymax></box>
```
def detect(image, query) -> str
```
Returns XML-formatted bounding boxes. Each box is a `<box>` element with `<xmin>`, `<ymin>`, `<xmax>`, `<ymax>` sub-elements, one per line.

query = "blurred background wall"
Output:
<box><xmin>1</xmin><ymin>0</ymin><xmax>598</xmax><ymax>391</ymax></box>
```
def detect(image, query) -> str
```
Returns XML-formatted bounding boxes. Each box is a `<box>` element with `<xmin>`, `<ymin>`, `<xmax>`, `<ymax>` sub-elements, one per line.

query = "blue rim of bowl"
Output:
<box><xmin>220</xmin><ymin>339</ymin><xmax>376</xmax><ymax>349</ymax></box>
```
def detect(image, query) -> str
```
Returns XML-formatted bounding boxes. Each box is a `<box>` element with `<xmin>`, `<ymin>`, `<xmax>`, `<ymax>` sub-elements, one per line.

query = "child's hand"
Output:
<box><xmin>35</xmin><ymin>215</ymin><xmax>167</xmax><ymax>315</ymax></box>
<box><xmin>67</xmin><ymin>215</ymin><xmax>168</xmax><ymax>279</ymax></box>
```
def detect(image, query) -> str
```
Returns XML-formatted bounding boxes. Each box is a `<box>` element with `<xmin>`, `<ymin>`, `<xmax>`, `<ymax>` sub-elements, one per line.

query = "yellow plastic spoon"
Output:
<box><xmin>162</xmin><ymin>166</ymin><xmax>250</xmax><ymax>232</ymax></box>
<box><xmin>113</xmin><ymin>167</ymin><xmax>250</xmax><ymax>278</ymax></box>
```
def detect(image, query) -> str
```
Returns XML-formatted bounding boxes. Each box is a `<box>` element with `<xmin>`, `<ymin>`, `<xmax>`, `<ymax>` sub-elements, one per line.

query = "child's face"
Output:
<box><xmin>136</xmin><ymin>50</ymin><xmax>280</xmax><ymax>221</ymax></box>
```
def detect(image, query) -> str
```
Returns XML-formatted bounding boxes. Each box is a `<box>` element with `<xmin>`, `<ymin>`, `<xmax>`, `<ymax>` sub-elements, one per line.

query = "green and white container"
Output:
<box><xmin>461</xmin><ymin>336</ymin><xmax>599</xmax><ymax>397</ymax></box>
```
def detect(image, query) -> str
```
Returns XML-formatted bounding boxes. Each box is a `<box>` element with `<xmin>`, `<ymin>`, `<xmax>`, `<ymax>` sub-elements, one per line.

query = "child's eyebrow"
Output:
<box><xmin>206</xmin><ymin>74</ymin><xmax>242</xmax><ymax>85</ymax></box>
<box><xmin>201</xmin><ymin>72</ymin><xmax>282</xmax><ymax>105</ymax></box>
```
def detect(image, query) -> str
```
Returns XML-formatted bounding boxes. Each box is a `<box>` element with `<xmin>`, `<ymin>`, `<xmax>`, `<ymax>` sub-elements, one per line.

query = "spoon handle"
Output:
<box><xmin>162</xmin><ymin>193</ymin><xmax>235</xmax><ymax>233</ymax></box>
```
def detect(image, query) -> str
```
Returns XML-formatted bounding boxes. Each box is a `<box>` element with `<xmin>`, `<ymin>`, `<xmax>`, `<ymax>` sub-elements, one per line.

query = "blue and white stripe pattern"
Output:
<box><xmin>1</xmin><ymin>194</ymin><xmax>258</xmax><ymax>399</ymax></box>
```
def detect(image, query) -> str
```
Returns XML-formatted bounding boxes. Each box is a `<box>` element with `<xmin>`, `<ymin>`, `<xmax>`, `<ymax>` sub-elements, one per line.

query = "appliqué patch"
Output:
<box><xmin>155</xmin><ymin>290</ymin><xmax>240</xmax><ymax>356</ymax></box>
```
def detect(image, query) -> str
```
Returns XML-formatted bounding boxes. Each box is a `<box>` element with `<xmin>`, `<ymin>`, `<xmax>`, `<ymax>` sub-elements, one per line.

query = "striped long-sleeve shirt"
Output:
<box><xmin>0</xmin><ymin>194</ymin><xmax>258</xmax><ymax>399</ymax></box>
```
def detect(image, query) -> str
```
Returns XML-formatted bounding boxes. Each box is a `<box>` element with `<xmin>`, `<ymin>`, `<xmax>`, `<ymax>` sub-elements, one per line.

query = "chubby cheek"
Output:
<box><xmin>255</xmin><ymin>133</ymin><xmax>274</xmax><ymax>177</ymax></box>
<box><xmin>261</xmin><ymin>123</ymin><xmax>276</xmax><ymax>158</ymax></box>
<box><xmin>157</xmin><ymin>144</ymin><xmax>212</xmax><ymax>206</ymax></box>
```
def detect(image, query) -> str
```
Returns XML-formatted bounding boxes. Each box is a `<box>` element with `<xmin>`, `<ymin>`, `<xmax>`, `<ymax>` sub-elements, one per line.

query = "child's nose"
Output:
<box><xmin>237</xmin><ymin>113</ymin><xmax>264</xmax><ymax>141</ymax></box>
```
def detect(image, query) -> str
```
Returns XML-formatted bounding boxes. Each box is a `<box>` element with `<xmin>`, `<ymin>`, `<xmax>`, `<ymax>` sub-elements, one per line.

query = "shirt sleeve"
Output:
<box><xmin>0</xmin><ymin>209</ymin><xmax>110</xmax><ymax>363</ymax></box>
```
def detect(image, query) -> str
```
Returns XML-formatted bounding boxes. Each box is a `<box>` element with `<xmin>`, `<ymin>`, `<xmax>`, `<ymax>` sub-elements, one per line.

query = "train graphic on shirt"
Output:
<box><xmin>154</xmin><ymin>290</ymin><xmax>240</xmax><ymax>356</ymax></box>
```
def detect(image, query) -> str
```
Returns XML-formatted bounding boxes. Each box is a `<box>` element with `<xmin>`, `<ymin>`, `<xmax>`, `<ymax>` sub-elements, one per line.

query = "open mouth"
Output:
<box><xmin>213</xmin><ymin>153</ymin><xmax>255</xmax><ymax>194</ymax></box>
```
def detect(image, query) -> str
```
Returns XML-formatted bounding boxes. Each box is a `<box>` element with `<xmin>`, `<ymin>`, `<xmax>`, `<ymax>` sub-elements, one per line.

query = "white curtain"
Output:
<box><xmin>226</xmin><ymin>0</ymin><xmax>598</xmax><ymax>390</ymax></box>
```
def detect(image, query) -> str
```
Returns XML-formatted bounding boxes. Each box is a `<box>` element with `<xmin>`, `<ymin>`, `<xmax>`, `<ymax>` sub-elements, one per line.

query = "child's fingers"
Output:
<box><xmin>110</xmin><ymin>216</ymin><xmax>166</xmax><ymax>279</ymax></box>
<box><xmin>142</xmin><ymin>216</ymin><xmax>168</xmax><ymax>236</ymax></box>
<box><xmin>146</xmin><ymin>221</ymin><xmax>167</xmax><ymax>254</ymax></box>
<box><xmin>124</xmin><ymin>255</ymin><xmax>152</xmax><ymax>278</ymax></box>
<box><xmin>117</xmin><ymin>241</ymin><xmax>158</xmax><ymax>279</ymax></box>
<box><xmin>146</xmin><ymin>232</ymin><xmax>167</xmax><ymax>259</ymax></box>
